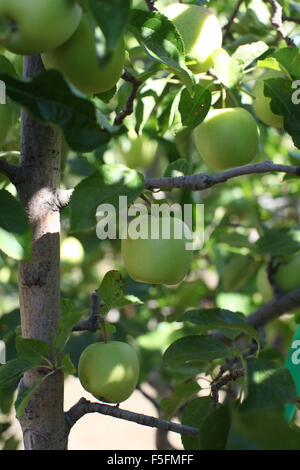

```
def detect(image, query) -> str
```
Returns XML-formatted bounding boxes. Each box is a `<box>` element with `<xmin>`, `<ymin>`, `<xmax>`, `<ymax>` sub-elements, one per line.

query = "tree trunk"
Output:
<box><xmin>17</xmin><ymin>56</ymin><xmax>67</xmax><ymax>450</ymax></box>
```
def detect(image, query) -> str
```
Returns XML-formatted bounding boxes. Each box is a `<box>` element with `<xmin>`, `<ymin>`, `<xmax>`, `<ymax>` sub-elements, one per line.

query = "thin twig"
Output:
<box><xmin>267</xmin><ymin>256</ymin><xmax>281</xmax><ymax>296</ymax></box>
<box><xmin>211</xmin><ymin>369</ymin><xmax>244</xmax><ymax>410</ymax></box>
<box><xmin>114</xmin><ymin>70</ymin><xmax>142</xmax><ymax>126</ymax></box>
<box><xmin>137</xmin><ymin>385</ymin><xmax>160</xmax><ymax>411</ymax></box>
<box><xmin>283</xmin><ymin>16</ymin><xmax>300</xmax><ymax>24</ymax></box>
<box><xmin>72</xmin><ymin>289</ymin><xmax>104</xmax><ymax>332</ymax></box>
<box><xmin>145</xmin><ymin>0</ymin><xmax>158</xmax><ymax>12</ymax></box>
<box><xmin>265</xmin><ymin>0</ymin><xmax>296</xmax><ymax>46</ymax></box>
<box><xmin>223</xmin><ymin>0</ymin><xmax>244</xmax><ymax>41</ymax></box>
<box><xmin>247</xmin><ymin>286</ymin><xmax>300</xmax><ymax>329</ymax></box>
<box><xmin>65</xmin><ymin>397</ymin><xmax>199</xmax><ymax>438</ymax></box>
<box><xmin>145</xmin><ymin>161</ymin><xmax>300</xmax><ymax>192</ymax></box>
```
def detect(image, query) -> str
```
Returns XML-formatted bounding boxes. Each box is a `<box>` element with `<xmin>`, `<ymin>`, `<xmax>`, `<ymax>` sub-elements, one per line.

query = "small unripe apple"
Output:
<box><xmin>161</xmin><ymin>3</ymin><xmax>222</xmax><ymax>73</ymax></box>
<box><xmin>60</xmin><ymin>236</ymin><xmax>84</xmax><ymax>265</ymax></box>
<box><xmin>252</xmin><ymin>80</ymin><xmax>284</xmax><ymax>128</ymax></box>
<box><xmin>274</xmin><ymin>254</ymin><xmax>300</xmax><ymax>294</ymax></box>
<box><xmin>0</xmin><ymin>0</ymin><xmax>82</xmax><ymax>55</ymax></box>
<box><xmin>78</xmin><ymin>341</ymin><xmax>140</xmax><ymax>404</ymax></box>
<box><xmin>193</xmin><ymin>107</ymin><xmax>260</xmax><ymax>171</ymax></box>
<box><xmin>121</xmin><ymin>215</ymin><xmax>193</xmax><ymax>285</ymax></box>
<box><xmin>119</xmin><ymin>133</ymin><xmax>158</xmax><ymax>170</ymax></box>
<box><xmin>256</xmin><ymin>254</ymin><xmax>300</xmax><ymax>302</ymax></box>
<box><xmin>42</xmin><ymin>15</ymin><xmax>125</xmax><ymax>95</ymax></box>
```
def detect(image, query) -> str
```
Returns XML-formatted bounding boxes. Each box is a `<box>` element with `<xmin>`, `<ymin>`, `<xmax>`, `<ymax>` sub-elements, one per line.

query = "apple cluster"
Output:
<box><xmin>0</xmin><ymin>1</ymin><xmax>291</xmax><ymax>406</ymax></box>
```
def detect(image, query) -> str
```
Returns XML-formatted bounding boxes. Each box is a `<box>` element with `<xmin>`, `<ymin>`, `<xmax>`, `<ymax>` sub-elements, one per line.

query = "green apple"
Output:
<box><xmin>60</xmin><ymin>236</ymin><xmax>84</xmax><ymax>265</ymax></box>
<box><xmin>42</xmin><ymin>15</ymin><xmax>125</xmax><ymax>95</ymax></box>
<box><xmin>257</xmin><ymin>254</ymin><xmax>300</xmax><ymax>302</ymax></box>
<box><xmin>161</xmin><ymin>4</ymin><xmax>222</xmax><ymax>73</ymax></box>
<box><xmin>78</xmin><ymin>341</ymin><xmax>140</xmax><ymax>404</ymax></box>
<box><xmin>0</xmin><ymin>0</ymin><xmax>82</xmax><ymax>55</ymax></box>
<box><xmin>252</xmin><ymin>79</ymin><xmax>284</xmax><ymax>128</ymax></box>
<box><xmin>118</xmin><ymin>133</ymin><xmax>158</xmax><ymax>169</ymax></box>
<box><xmin>121</xmin><ymin>214</ymin><xmax>193</xmax><ymax>285</ymax></box>
<box><xmin>193</xmin><ymin>107</ymin><xmax>260</xmax><ymax>171</ymax></box>
<box><xmin>274</xmin><ymin>254</ymin><xmax>300</xmax><ymax>294</ymax></box>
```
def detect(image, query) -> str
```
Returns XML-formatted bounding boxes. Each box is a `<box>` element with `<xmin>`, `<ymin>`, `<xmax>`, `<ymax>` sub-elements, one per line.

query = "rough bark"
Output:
<box><xmin>17</xmin><ymin>56</ymin><xmax>67</xmax><ymax>450</ymax></box>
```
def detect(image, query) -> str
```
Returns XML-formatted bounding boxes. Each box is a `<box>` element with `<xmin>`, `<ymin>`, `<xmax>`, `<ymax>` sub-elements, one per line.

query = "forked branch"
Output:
<box><xmin>114</xmin><ymin>70</ymin><xmax>142</xmax><ymax>126</ymax></box>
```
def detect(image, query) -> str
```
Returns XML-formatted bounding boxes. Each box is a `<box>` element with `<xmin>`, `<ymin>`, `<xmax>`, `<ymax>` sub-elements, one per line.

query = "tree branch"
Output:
<box><xmin>72</xmin><ymin>289</ymin><xmax>105</xmax><ymax>332</ymax></box>
<box><xmin>114</xmin><ymin>70</ymin><xmax>142</xmax><ymax>127</ymax></box>
<box><xmin>211</xmin><ymin>369</ymin><xmax>244</xmax><ymax>410</ymax></box>
<box><xmin>144</xmin><ymin>0</ymin><xmax>158</xmax><ymax>12</ymax></box>
<box><xmin>223</xmin><ymin>0</ymin><xmax>244</xmax><ymax>40</ymax></box>
<box><xmin>0</xmin><ymin>158</ymin><xmax>23</xmax><ymax>185</ymax></box>
<box><xmin>265</xmin><ymin>0</ymin><xmax>296</xmax><ymax>46</ymax></box>
<box><xmin>54</xmin><ymin>188</ymin><xmax>74</xmax><ymax>210</ymax></box>
<box><xmin>145</xmin><ymin>161</ymin><xmax>300</xmax><ymax>191</ymax></box>
<box><xmin>247</xmin><ymin>287</ymin><xmax>300</xmax><ymax>329</ymax></box>
<box><xmin>283</xmin><ymin>16</ymin><xmax>300</xmax><ymax>24</ymax></box>
<box><xmin>65</xmin><ymin>397</ymin><xmax>198</xmax><ymax>439</ymax></box>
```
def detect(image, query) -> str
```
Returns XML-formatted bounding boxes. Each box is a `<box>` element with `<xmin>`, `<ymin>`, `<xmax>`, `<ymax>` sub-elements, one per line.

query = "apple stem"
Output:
<box><xmin>100</xmin><ymin>316</ymin><xmax>108</xmax><ymax>344</ymax></box>
<box><xmin>221</xmin><ymin>85</ymin><xmax>226</xmax><ymax>108</ymax></box>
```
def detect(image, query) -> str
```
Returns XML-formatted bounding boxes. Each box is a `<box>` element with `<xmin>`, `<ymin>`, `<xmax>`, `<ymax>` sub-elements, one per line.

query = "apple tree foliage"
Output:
<box><xmin>0</xmin><ymin>0</ymin><xmax>300</xmax><ymax>450</ymax></box>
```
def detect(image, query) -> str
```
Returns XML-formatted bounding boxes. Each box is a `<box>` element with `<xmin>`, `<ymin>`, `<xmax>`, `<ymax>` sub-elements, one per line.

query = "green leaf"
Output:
<box><xmin>163</xmin><ymin>335</ymin><xmax>237</xmax><ymax>369</ymax></box>
<box><xmin>15</xmin><ymin>337</ymin><xmax>50</xmax><ymax>367</ymax></box>
<box><xmin>87</xmin><ymin>0</ymin><xmax>130</xmax><ymax>65</ymax></box>
<box><xmin>113</xmin><ymin>294</ymin><xmax>143</xmax><ymax>309</ymax></box>
<box><xmin>163</xmin><ymin>158</ymin><xmax>189</xmax><ymax>178</ymax></box>
<box><xmin>257</xmin><ymin>57</ymin><xmax>283</xmax><ymax>73</ymax></box>
<box><xmin>99</xmin><ymin>270</ymin><xmax>143</xmax><ymax>314</ymax></box>
<box><xmin>15</xmin><ymin>372</ymin><xmax>53</xmax><ymax>420</ymax></box>
<box><xmin>264</xmin><ymin>78</ymin><xmax>300</xmax><ymax>149</ymax></box>
<box><xmin>221</xmin><ymin>254</ymin><xmax>258</xmax><ymax>292</ymax></box>
<box><xmin>99</xmin><ymin>270</ymin><xmax>124</xmax><ymax>312</ymax></box>
<box><xmin>181</xmin><ymin>397</ymin><xmax>212</xmax><ymax>450</ymax></box>
<box><xmin>0</xmin><ymin>189</ymin><xmax>31</xmax><ymax>260</ymax></box>
<box><xmin>96</xmin><ymin>86</ymin><xmax>117</xmax><ymax>104</ymax></box>
<box><xmin>0</xmin><ymin>55</ymin><xmax>17</xmax><ymax>76</ymax></box>
<box><xmin>215</xmin><ymin>230</ymin><xmax>253</xmax><ymax>249</ymax></box>
<box><xmin>242</xmin><ymin>358</ymin><xmax>297</xmax><ymax>412</ymax></box>
<box><xmin>179</xmin><ymin>308</ymin><xmax>260</xmax><ymax>346</ymax></box>
<box><xmin>232</xmin><ymin>41</ymin><xmax>269</xmax><ymax>69</ymax></box>
<box><xmin>69</xmin><ymin>164</ymin><xmax>144</xmax><ymax>233</ymax></box>
<box><xmin>60</xmin><ymin>353</ymin><xmax>76</xmax><ymax>375</ymax></box>
<box><xmin>198</xmin><ymin>404</ymin><xmax>231</xmax><ymax>450</ymax></box>
<box><xmin>160</xmin><ymin>381</ymin><xmax>200</xmax><ymax>420</ymax></box>
<box><xmin>229</xmin><ymin>409</ymin><xmax>300</xmax><ymax>450</ymax></box>
<box><xmin>174</xmin><ymin>84</ymin><xmax>211</xmax><ymax>134</ymax></box>
<box><xmin>212</xmin><ymin>48</ymin><xmax>244</xmax><ymax>88</ymax></box>
<box><xmin>271</xmin><ymin>47</ymin><xmax>300</xmax><ymax>80</ymax></box>
<box><xmin>128</xmin><ymin>9</ymin><xmax>195</xmax><ymax>93</ymax></box>
<box><xmin>0</xmin><ymin>359</ymin><xmax>32</xmax><ymax>389</ymax></box>
<box><xmin>53</xmin><ymin>301</ymin><xmax>84</xmax><ymax>356</ymax></box>
<box><xmin>256</xmin><ymin>227</ymin><xmax>300</xmax><ymax>256</ymax></box>
<box><xmin>0</xmin><ymin>71</ymin><xmax>110</xmax><ymax>153</ymax></box>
